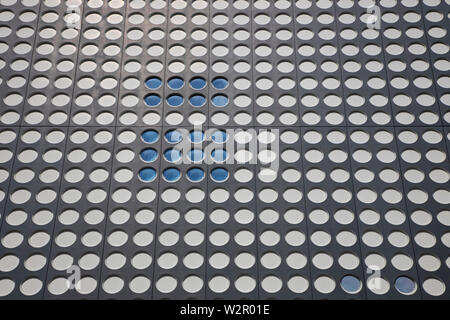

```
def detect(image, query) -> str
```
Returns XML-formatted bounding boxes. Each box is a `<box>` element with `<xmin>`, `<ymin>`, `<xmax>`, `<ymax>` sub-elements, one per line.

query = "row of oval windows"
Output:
<box><xmin>4</xmin><ymin>77</ymin><xmax>445</xmax><ymax>110</ymax></box>
<box><xmin>4</xmin><ymin>46</ymin><xmax>444</xmax><ymax>85</ymax></box>
<box><xmin>1</xmin><ymin>109</ymin><xmax>441</xmax><ymax>127</ymax></box>
<box><xmin>0</xmin><ymin>274</ymin><xmax>442</xmax><ymax>297</ymax></box>
<box><xmin>1</xmin><ymin>127</ymin><xmax>446</xmax><ymax>146</ymax></box>
<box><xmin>2</xmin><ymin>19</ymin><xmax>444</xmax><ymax>46</ymax></box>
<box><xmin>4</xmin><ymin>184</ymin><xmax>448</xmax><ymax>207</ymax></box>
<box><xmin>81</xmin><ymin>10</ymin><xmax>442</xmax><ymax>30</ymax></box>
<box><xmin>117</xmin><ymin>28</ymin><xmax>447</xmax><ymax>47</ymax></box>
<box><xmin>1</xmin><ymin>0</ymin><xmax>445</xmax><ymax>10</ymax></box>
<box><xmin>2</xmin><ymin>3</ymin><xmax>438</xmax><ymax>28</ymax></box>
<box><xmin>4</xmin><ymin>58</ymin><xmax>445</xmax><ymax>91</ymax></box>
<box><xmin>121</xmin><ymin>11</ymin><xmax>447</xmax><ymax>30</ymax></box>
<box><xmin>127</xmin><ymin>0</ymin><xmax>447</xmax><ymax>11</ymax></box>
<box><xmin>144</xmin><ymin>77</ymin><xmax>228</xmax><ymax>107</ymax></box>
<box><xmin>146</xmin><ymin>76</ymin><xmax>228</xmax><ymax>90</ymax></box>
<box><xmin>2</xmin><ymin>224</ymin><xmax>448</xmax><ymax>252</ymax></box>
<box><xmin>3</xmin><ymin>169</ymin><xmax>448</xmax><ymax>207</ymax></box>
<box><xmin>2</xmin><ymin>127</ymin><xmax>445</xmax><ymax>146</ymax></box>
<box><xmin>138</xmin><ymin>147</ymin><xmax>448</xmax><ymax>167</ymax></box>
<box><xmin>135</xmin><ymin>166</ymin><xmax>448</xmax><ymax>188</ymax></box>
<box><xmin>145</xmin><ymin>94</ymin><xmax>228</xmax><ymax>108</ymax></box>
<box><xmin>138</xmin><ymin>167</ymin><xmax>228</xmax><ymax>183</ymax></box>
<box><xmin>1</xmin><ymin>129</ymin><xmax>448</xmax><ymax>167</ymax></box>
<box><xmin>2</xmin><ymin>206</ymin><xmax>449</xmax><ymax>230</ymax></box>
<box><xmin>0</xmin><ymin>128</ymin><xmax>447</xmax><ymax>149</ymax></box>
<box><xmin>4</xmin><ymin>167</ymin><xmax>448</xmax><ymax>202</ymax></box>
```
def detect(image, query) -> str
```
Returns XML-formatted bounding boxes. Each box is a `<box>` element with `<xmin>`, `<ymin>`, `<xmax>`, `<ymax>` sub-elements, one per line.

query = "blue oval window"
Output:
<box><xmin>141</xmin><ymin>130</ymin><xmax>159</xmax><ymax>143</ymax></box>
<box><xmin>189</xmin><ymin>131</ymin><xmax>204</xmax><ymax>143</ymax></box>
<box><xmin>164</xmin><ymin>149</ymin><xmax>182</xmax><ymax>162</ymax></box>
<box><xmin>189</xmin><ymin>149</ymin><xmax>204</xmax><ymax>162</ymax></box>
<box><xmin>211</xmin><ymin>168</ymin><xmax>229</xmax><ymax>182</ymax></box>
<box><xmin>168</xmin><ymin>77</ymin><xmax>184</xmax><ymax>90</ymax></box>
<box><xmin>395</xmin><ymin>277</ymin><xmax>416</xmax><ymax>295</ymax></box>
<box><xmin>145</xmin><ymin>77</ymin><xmax>162</xmax><ymax>89</ymax></box>
<box><xmin>190</xmin><ymin>77</ymin><xmax>206</xmax><ymax>90</ymax></box>
<box><xmin>187</xmin><ymin>168</ymin><xmax>205</xmax><ymax>182</ymax></box>
<box><xmin>189</xmin><ymin>94</ymin><xmax>206</xmax><ymax>107</ymax></box>
<box><xmin>163</xmin><ymin>168</ymin><xmax>181</xmax><ymax>182</ymax></box>
<box><xmin>340</xmin><ymin>275</ymin><xmax>362</xmax><ymax>294</ymax></box>
<box><xmin>212</xmin><ymin>77</ymin><xmax>228</xmax><ymax>90</ymax></box>
<box><xmin>211</xmin><ymin>149</ymin><xmax>227</xmax><ymax>162</ymax></box>
<box><xmin>140</xmin><ymin>148</ymin><xmax>158</xmax><ymax>162</ymax></box>
<box><xmin>165</xmin><ymin>130</ymin><xmax>183</xmax><ymax>144</ymax></box>
<box><xmin>167</xmin><ymin>94</ymin><xmax>183</xmax><ymax>107</ymax></box>
<box><xmin>139</xmin><ymin>168</ymin><xmax>157</xmax><ymax>182</ymax></box>
<box><xmin>212</xmin><ymin>94</ymin><xmax>228</xmax><ymax>107</ymax></box>
<box><xmin>144</xmin><ymin>94</ymin><xmax>161</xmax><ymax>107</ymax></box>
<box><xmin>211</xmin><ymin>130</ymin><xmax>227</xmax><ymax>143</ymax></box>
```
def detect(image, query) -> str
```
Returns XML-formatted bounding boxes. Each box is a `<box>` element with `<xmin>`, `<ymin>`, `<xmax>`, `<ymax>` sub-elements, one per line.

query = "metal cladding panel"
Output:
<box><xmin>0</xmin><ymin>0</ymin><xmax>449</xmax><ymax>300</ymax></box>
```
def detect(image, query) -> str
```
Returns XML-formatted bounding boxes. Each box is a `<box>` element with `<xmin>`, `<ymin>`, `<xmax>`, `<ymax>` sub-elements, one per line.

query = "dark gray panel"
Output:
<box><xmin>0</xmin><ymin>0</ymin><xmax>41</xmax><ymax>127</ymax></box>
<box><xmin>0</xmin><ymin>0</ymin><xmax>449</xmax><ymax>301</ymax></box>
<box><xmin>0</xmin><ymin>126</ymin><xmax>67</xmax><ymax>299</ymax></box>
<box><xmin>21</xmin><ymin>0</ymin><xmax>84</xmax><ymax>127</ymax></box>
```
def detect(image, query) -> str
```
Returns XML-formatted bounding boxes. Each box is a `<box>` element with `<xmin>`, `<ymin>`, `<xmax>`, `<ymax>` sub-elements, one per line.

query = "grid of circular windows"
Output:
<box><xmin>0</xmin><ymin>0</ymin><xmax>449</xmax><ymax>300</ymax></box>
<box><xmin>0</xmin><ymin>128</ymin><xmax>18</xmax><ymax>227</ymax></box>
<box><xmin>295</xmin><ymin>0</ymin><xmax>346</xmax><ymax>126</ymax></box>
<box><xmin>396</xmin><ymin>127</ymin><xmax>449</xmax><ymax>298</ymax></box>
<box><xmin>0</xmin><ymin>0</ymin><xmax>41</xmax><ymax>126</ymax></box>
<box><xmin>209</xmin><ymin>0</ymin><xmax>254</xmax><ymax>126</ymax></box>
<box><xmin>0</xmin><ymin>127</ymin><xmax>67</xmax><ymax>298</ymax></box>
<box><xmin>69</xmin><ymin>0</ymin><xmax>126</xmax><ymax>126</ymax></box>
<box><xmin>378</xmin><ymin>0</ymin><xmax>445</xmax><ymax>127</ymax></box>
<box><xmin>0</xmin><ymin>0</ymin><xmax>448</xmax><ymax>128</ymax></box>
<box><xmin>23</xmin><ymin>0</ymin><xmax>84</xmax><ymax>126</ymax></box>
